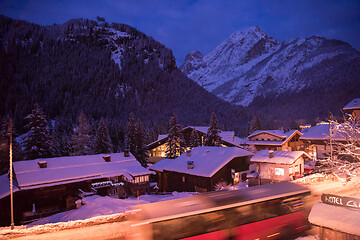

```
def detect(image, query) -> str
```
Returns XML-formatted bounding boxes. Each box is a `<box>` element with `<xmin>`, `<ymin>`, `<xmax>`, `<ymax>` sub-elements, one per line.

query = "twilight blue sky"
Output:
<box><xmin>1</xmin><ymin>0</ymin><xmax>359</xmax><ymax>65</ymax></box>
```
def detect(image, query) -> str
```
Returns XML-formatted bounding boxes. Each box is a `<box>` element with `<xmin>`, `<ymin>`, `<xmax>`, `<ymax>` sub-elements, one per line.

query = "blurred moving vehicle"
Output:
<box><xmin>128</xmin><ymin>181</ymin><xmax>311</xmax><ymax>240</ymax></box>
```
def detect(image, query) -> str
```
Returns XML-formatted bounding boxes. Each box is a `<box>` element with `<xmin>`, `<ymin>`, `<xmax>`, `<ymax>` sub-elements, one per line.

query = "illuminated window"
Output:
<box><xmin>182</xmin><ymin>176</ymin><xmax>185</xmax><ymax>182</ymax></box>
<box><xmin>274</xmin><ymin>168</ymin><xmax>284</xmax><ymax>176</ymax></box>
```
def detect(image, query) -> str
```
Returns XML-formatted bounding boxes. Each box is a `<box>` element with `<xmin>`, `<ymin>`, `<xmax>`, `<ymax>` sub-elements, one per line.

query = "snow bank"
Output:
<box><xmin>309</xmin><ymin>202</ymin><xmax>360</xmax><ymax>236</ymax></box>
<box><xmin>293</xmin><ymin>173</ymin><xmax>341</xmax><ymax>185</ymax></box>
<box><xmin>0</xmin><ymin>192</ymin><xmax>195</xmax><ymax>237</ymax></box>
<box><xmin>29</xmin><ymin>192</ymin><xmax>194</xmax><ymax>226</ymax></box>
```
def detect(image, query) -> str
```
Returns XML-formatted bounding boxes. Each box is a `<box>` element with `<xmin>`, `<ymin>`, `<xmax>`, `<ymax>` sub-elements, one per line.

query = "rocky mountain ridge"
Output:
<box><xmin>181</xmin><ymin>26</ymin><xmax>360</xmax><ymax>112</ymax></box>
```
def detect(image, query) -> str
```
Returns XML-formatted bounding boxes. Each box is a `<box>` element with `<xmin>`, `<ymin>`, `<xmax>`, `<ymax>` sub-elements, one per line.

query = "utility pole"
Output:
<box><xmin>9</xmin><ymin>118</ymin><xmax>14</xmax><ymax>230</ymax></box>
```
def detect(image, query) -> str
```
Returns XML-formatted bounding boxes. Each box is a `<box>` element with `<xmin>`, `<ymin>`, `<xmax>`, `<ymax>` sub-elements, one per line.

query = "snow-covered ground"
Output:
<box><xmin>0</xmin><ymin>192</ymin><xmax>194</xmax><ymax>237</ymax></box>
<box><xmin>2</xmin><ymin>171</ymin><xmax>359</xmax><ymax>239</ymax></box>
<box><xmin>30</xmin><ymin>191</ymin><xmax>194</xmax><ymax>226</ymax></box>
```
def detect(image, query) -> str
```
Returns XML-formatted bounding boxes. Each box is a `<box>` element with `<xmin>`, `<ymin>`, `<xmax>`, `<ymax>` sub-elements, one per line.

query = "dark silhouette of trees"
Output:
<box><xmin>165</xmin><ymin>113</ymin><xmax>184</xmax><ymax>159</ymax></box>
<box><xmin>71</xmin><ymin>112</ymin><xmax>94</xmax><ymax>155</ymax></box>
<box><xmin>95</xmin><ymin>117</ymin><xmax>113</xmax><ymax>154</ymax></box>
<box><xmin>21</xmin><ymin>104</ymin><xmax>55</xmax><ymax>159</ymax></box>
<box><xmin>205</xmin><ymin>112</ymin><xmax>222</xmax><ymax>147</ymax></box>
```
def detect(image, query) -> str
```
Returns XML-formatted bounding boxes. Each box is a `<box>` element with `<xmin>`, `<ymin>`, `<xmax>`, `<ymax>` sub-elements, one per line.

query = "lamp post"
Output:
<box><xmin>9</xmin><ymin>118</ymin><xmax>14</xmax><ymax>230</ymax></box>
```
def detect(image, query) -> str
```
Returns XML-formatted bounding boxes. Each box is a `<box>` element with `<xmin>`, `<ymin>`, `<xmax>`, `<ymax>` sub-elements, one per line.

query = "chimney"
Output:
<box><xmin>102</xmin><ymin>155</ymin><xmax>111</xmax><ymax>162</ymax></box>
<box><xmin>187</xmin><ymin>160</ymin><xmax>194</xmax><ymax>169</ymax></box>
<box><xmin>37</xmin><ymin>160</ymin><xmax>47</xmax><ymax>168</ymax></box>
<box><xmin>124</xmin><ymin>149</ymin><xmax>130</xmax><ymax>157</ymax></box>
<box><xmin>269</xmin><ymin>150</ymin><xmax>274</xmax><ymax>158</ymax></box>
<box><xmin>187</xmin><ymin>150</ymin><xmax>191</xmax><ymax>157</ymax></box>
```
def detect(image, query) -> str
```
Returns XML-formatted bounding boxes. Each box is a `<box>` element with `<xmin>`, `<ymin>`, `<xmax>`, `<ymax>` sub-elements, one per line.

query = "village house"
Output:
<box><xmin>249</xmin><ymin>150</ymin><xmax>311</xmax><ymax>185</ymax></box>
<box><xmin>146</xmin><ymin>126</ymin><xmax>244</xmax><ymax>163</ymax></box>
<box><xmin>149</xmin><ymin>146</ymin><xmax>253</xmax><ymax>192</ymax></box>
<box><xmin>300</xmin><ymin>122</ymin><xmax>339</xmax><ymax>160</ymax></box>
<box><xmin>0</xmin><ymin>152</ymin><xmax>152</xmax><ymax>226</ymax></box>
<box><xmin>243</xmin><ymin>129</ymin><xmax>303</xmax><ymax>153</ymax></box>
<box><xmin>343</xmin><ymin>98</ymin><xmax>360</xmax><ymax>118</ymax></box>
<box><xmin>300</xmin><ymin>98</ymin><xmax>360</xmax><ymax>160</ymax></box>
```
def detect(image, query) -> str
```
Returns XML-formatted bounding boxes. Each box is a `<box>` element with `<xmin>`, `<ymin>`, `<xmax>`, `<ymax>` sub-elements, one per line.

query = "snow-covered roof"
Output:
<box><xmin>13</xmin><ymin>153</ymin><xmax>152</xmax><ymax>190</ymax></box>
<box><xmin>153</xmin><ymin>146</ymin><xmax>253</xmax><ymax>177</ymax></box>
<box><xmin>0</xmin><ymin>174</ymin><xmax>19</xmax><ymax>199</ymax></box>
<box><xmin>149</xmin><ymin>126</ymin><xmax>242</xmax><ymax>147</ymax></box>
<box><xmin>157</xmin><ymin>134</ymin><xmax>168</xmax><ymax>141</ymax></box>
<box><xmin>343</xmin><ymin>98</ymin><xmax>360</xmax><ymax>111</ymax></box>
<box><xmin>300</xmin><ymin>123</ymin><xmax>346</xmax><ymax>141</ymax></box>
<box><xmin>247</xmin><ymin>130</ymin><xmax>301</xmax><ymax>146</ymax></box>
<box><xmin>309</xmin><ymin>202</ymin><xmax>360</xmax><ymax>236</ymax></box>
<box><xmin>250</xmin><ymin>150</ymin><xmax>310</xmax><ymax>165</ymax></box>
<box><xmin>248</xmin><ymin>130</ymin><xmax>296</xmax><ymax>139</ymax></box>
<box><xmin>243</xmin><ymin>140</ymin><xmax>284</xmax><ymax>146</ymax></box>
<box><xmin>149</xmin><ymin>158</ymin><xmax>174</xmax><ymax>172</ymax></box>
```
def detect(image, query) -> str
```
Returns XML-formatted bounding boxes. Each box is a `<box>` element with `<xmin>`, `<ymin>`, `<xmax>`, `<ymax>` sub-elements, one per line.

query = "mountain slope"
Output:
<box><xmin>181</xmin><ymin>27</ymin><xmax>360</xmax><ymax>122</ymax></box>
<box><xmin>0</xmin><ymin>15</ymin><xmax>250</xmax><ymax>140</ymax></box>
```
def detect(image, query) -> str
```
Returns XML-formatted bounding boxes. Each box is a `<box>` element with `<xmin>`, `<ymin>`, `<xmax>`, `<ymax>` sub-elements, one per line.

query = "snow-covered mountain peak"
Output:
<box><xmin>181</xmin><ymin>28</ymin><xmax>360</xmax><ymax>107</ymax></box>
<box><xmin>179</xmin><ymin>51</ymin><xmax>204</xmax><ymax>75</ymax></box>
<box><xmin>181</xmin><ymin>26</ymin><xmax>279</xmax><ymax>91</ymax></box>
<box><xmin>229</xmin><ymin>25</ymin><xmax>265</xmax><ymax>41</ymax></box>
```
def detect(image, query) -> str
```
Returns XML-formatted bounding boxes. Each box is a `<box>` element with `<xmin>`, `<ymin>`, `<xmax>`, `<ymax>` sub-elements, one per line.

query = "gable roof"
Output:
<box><xmin>300</xmin><ymin>123</ymin><xmax>348</xmax><ymax>141</ymax></box>
<box><xmin>248</xmin><ymin>130</ymin><xmax>298</xmax><ymax>139</ymax></box>
<box><xmin>149</xmin><ymin>158</ymin><xmax>174</xmax><ymax>172</ymax></box>
<box><xmin>151</xmin><ymin>146</ymin><xmax>253</xmax><ymax>177</ymax></box>
<box><xmin>343</xmin><ymin>98</ymin><xmax>360</xmax><ymax>111</ymax></box>
<box><xmin>13</xmin><ymin>152</ymin><xmax>152</xmax><ymax>190</ymax></box>
<box><xmin>250</xmin><ymin>150</ymin><xmax>310</xmax><ymax>165</ymax></box>
<box><xmin>247</xmin><ymin>130</ymin><xmax>301</xmax><ymax>146</ymax></box>
<box><xmin>147</xmin><ymin>126</ymin><xmax>243</xmax><ymax>148</ymax></box>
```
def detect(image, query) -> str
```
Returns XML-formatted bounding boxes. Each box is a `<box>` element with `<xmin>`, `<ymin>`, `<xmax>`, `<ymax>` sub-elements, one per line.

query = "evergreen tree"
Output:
<box><xmin>22</xmin><ymin>104</ymin><xmax>54</xmax><ymax>159</ymax></box>
<box><xmin>125</xmin><ymin>113</ymin><xmax>137</xmax><ymax>155</ymax></box>
<box><xmin>249</xmin><ymin>115</ymin><xmax>261</xmax><ymax>134</ymax></box>
<box><xmin>95</xmin><ymin>117</ymin><xmax>113</xmax><ymax>154</ymax></box>
<box><xmin>71</xmin><ymin>112</ymin><xmax>94</xmax><ymax>155</ymax></box>
<box><xmin>53</xmin><ymin>116</ymin><xmax>72</xmax><ymax>157</ymax></box>
<box><xmin>165</xmin><ymin>113</ymin><xmax>184</xmax><ymax>159</ymax></box>
<box><xmin>205</xmin><ymin>112</ymin><xmax>222</xmax><ymax>147</ymax></box>
<box><xmin>135</xmin><ymin>118</ymin><xmax>148</xmax><ymax>167</ymax></box>
<box><xmin>189</xmin><ymin>128</ymin><xmax>201</xmax><ymax>148</ymax></box>
<box><xmin>0</xmin><ymin>116</ymin><xmax>23</xmax><ymax>174</ymax></box>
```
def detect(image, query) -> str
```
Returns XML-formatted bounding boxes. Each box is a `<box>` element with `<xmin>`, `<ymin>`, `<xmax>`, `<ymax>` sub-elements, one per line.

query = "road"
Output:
<box><xmin>2</xmin><ymin>179</ymin><xmax>358</xmax><ymax>240</ymax></box>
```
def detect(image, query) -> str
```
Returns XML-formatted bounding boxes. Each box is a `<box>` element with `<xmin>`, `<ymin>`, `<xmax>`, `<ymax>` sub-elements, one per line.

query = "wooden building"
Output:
<box><xmin>0</xmin><ymin>152</ymin><xmax>152</xmax><ymax>226</ymax></box>
<box><xmin>300</xmin><ymin>122</ymin><xmax>349</xmax><ymax>160</ymax></box>
<box><xmin>146</xmin><ymin>126</ymin><xmax>244</xmax><ymax>163</ymax></box>
<box><xmin>249</xmin><ymin>150</ymin><xmax>311</xmax><ymax>185</ymax></box>
<box><xmin>149</xmin><ymin>146</ymin><xmax>253</xmax><ymax>192</ymax></box>
<box><xmin>343</xmin><ymin>98</ymin><xmax>360</xmax><ymax>119</ymax></box>
<box><xmin>244</xmin><ymin>130</ymin><xmax>303</xmax><ymax>153</ymax></box>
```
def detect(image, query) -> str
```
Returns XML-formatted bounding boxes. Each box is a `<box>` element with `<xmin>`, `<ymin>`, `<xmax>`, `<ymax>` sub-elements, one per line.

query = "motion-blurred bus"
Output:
<box><xmin>128</xmin><ymin>181</ymin><xmax>311</xmax><ymax>240</ymax></box>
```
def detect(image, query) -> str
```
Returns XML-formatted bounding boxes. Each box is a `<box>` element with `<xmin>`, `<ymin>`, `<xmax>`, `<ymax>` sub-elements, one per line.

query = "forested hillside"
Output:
<box><xmin>0</xmin><ymin>15</ymin><xmax>250</xmax><ymax>151</ymax></box>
